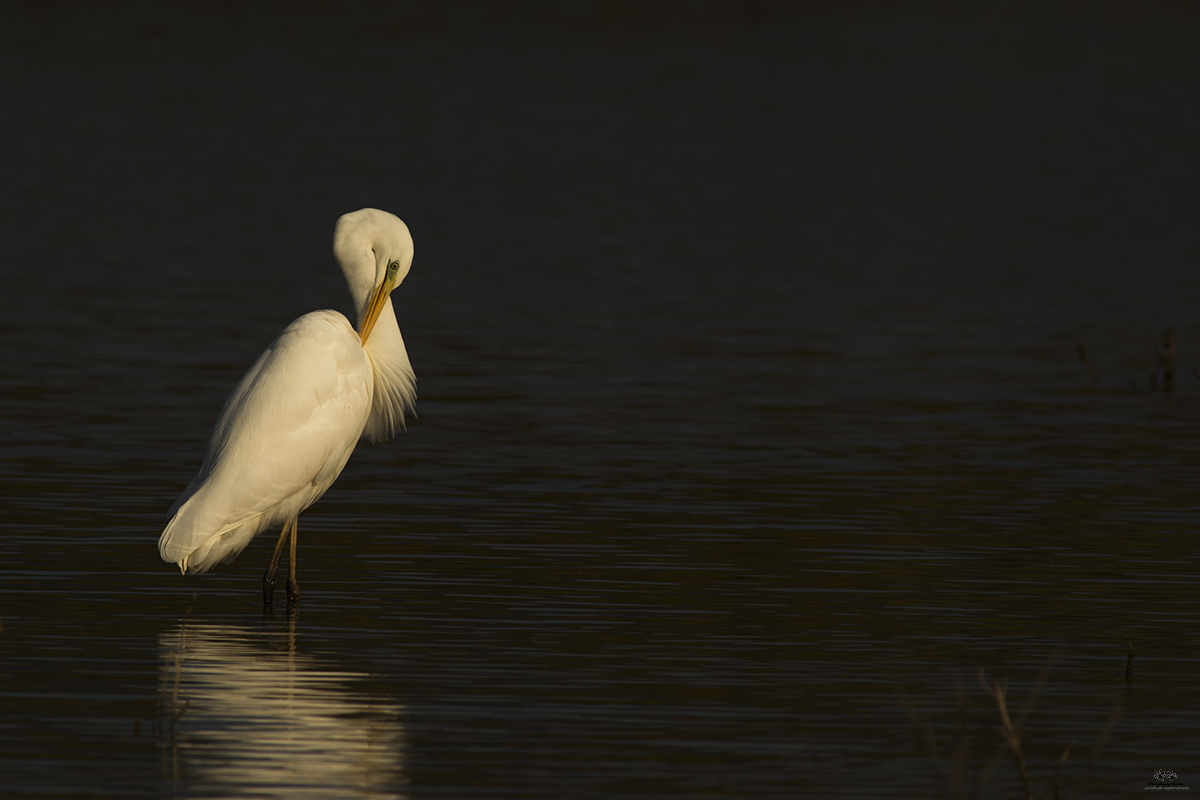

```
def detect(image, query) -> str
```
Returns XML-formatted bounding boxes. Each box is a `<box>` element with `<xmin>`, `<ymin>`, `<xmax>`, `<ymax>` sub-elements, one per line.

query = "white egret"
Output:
<box><xmin>159</xmin><ymin>208</ymin><xmax>417</xmax><ymax>605</ymax></box>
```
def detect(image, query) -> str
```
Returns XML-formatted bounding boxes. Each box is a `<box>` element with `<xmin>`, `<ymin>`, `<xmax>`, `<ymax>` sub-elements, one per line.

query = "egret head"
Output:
<box><xmin>333</xmin><ymin>208</ymin><xmax>414</xmax><ymax>343</ymax></box>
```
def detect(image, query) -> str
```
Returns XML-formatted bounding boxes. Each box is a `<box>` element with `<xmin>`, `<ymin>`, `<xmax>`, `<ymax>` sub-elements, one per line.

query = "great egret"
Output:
<box><xmin>159</xmin><ymin>208</ymin><xmax>417</xmax><ymax>605</ymax></box>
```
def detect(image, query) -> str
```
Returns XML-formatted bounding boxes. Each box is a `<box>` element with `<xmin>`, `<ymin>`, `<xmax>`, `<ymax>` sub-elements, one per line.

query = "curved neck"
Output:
<box><xmin>362</xmin><ymin>295</ymin><xmax>403</xmax><ymax>357</ymax></box>
<box><xmin>337</xmin><ymin>244</ymin><xmax>379</xmax><ymax>333</ymax></box>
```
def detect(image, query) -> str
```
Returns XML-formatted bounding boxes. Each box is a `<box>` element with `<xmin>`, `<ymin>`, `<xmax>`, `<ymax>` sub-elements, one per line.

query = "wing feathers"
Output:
<box><xmin>159</xmin><ymin>311</ymin><xmax>372</xmax><ymax>570</ymax></box>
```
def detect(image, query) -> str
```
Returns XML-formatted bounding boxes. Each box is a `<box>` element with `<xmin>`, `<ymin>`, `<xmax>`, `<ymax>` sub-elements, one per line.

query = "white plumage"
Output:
<box><xmin>159</xmin><ymin>208</ymin><xmax>416</xmax><ymax>602</ymax></box>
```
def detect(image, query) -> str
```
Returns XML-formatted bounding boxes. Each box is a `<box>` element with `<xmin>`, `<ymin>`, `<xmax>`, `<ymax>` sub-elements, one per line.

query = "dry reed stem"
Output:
<box><xmin>978</xmin><ymin>670</ymin><xmax>1032</xmax><ymax>800</ymax></box>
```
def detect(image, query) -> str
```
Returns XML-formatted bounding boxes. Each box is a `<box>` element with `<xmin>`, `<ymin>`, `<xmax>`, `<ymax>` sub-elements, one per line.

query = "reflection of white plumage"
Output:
<box><xmin>159</xmin><ymin>622</ymin><xmax>407</xmax><ymax>798</ymax></box>
<box><xmin>159</xmin><ymin>209</ymin><xmax>416</xmax><ymax>604</ymax></box>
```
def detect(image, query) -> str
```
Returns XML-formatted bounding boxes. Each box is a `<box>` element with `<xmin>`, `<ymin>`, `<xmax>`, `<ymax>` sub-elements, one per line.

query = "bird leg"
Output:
<box><xmin>286</xmin><ymin>518</ymin><xmax>301</xmax><ymax>605</ymax></box>
<box><xmin>262</xmin><ymin>517</ymin><xmax>295</xmax><ymax>606</ymax></box>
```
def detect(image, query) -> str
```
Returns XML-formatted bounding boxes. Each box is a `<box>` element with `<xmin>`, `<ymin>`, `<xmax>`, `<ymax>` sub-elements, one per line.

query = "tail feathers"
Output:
<box><xmin>181</xmin><ymin>523</ymin><xmax>261</xmax><ymax>574</ymax></box>
<box><xmin>161</xmin><ymin>508</ymin><xmax>265</xmax><ymax>575</ymax></box>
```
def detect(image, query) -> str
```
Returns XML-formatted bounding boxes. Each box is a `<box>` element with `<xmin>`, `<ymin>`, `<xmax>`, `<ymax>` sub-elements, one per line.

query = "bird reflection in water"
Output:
<box><xmin>158</xmin><ymin>620</ymin><xmax>407</xmax><ymax>799</ymax></box>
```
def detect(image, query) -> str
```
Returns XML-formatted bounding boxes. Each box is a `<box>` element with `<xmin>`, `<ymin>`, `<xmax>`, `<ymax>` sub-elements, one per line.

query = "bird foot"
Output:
<box><xmin>263</xmin><ymin>569</ymin><xmax>278</xmax><ymax>606</ymax></box>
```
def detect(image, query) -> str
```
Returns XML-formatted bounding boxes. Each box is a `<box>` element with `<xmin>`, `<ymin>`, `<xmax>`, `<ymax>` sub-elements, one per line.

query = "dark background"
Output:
<box><xmin>1</xmin><ymin>2</ymin><xmax>1199</xmax><ymax>798</ymax></box>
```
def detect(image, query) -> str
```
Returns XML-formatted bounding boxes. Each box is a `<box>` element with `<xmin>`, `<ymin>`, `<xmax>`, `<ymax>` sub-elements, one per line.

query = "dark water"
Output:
<box><xmin>2</xmin><ymin>3</ymin><xmax>1199</xmax><ymax>797</ymax></box>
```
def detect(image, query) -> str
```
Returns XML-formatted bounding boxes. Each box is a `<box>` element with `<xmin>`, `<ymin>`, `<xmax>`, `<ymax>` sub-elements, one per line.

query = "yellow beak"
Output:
<box><xmin>359</xmin><ymin>271</ymin><xmax>397</xmax><ymax>345</ymax></box>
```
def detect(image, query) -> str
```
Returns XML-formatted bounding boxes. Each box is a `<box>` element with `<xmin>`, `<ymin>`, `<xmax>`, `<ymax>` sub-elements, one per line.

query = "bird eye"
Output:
<box><xmin>389</xmin><ymin>260</ymin><xmax>400</xmax><ymax>273</ymax></box>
